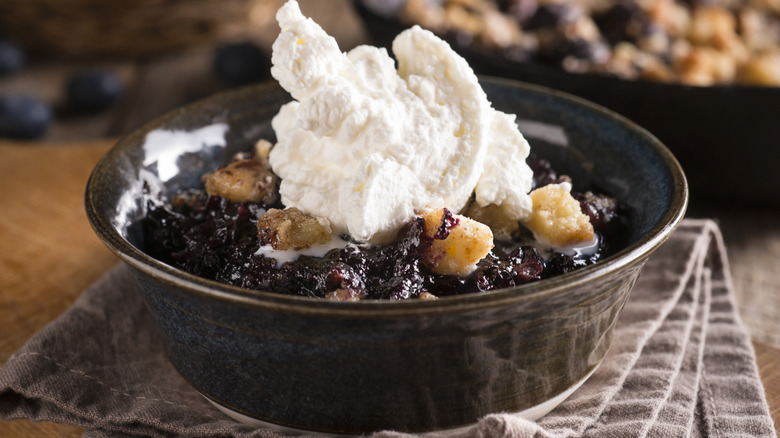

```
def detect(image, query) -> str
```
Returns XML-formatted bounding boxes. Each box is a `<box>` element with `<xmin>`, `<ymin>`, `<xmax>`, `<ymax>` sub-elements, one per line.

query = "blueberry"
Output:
<box><xmin>500</xmin><ymin>0</ymin><xmax>538</xmax><ymax>24</ymax></box>
<box><xmin>213</xmin><ymin>42</ymin><xmax>271</xmax><ymax>86</ymax></box>
<box><xmin>66</xmin><ymin>71</ymin><xmax>122</xmax><ymax>112</ymax></box>
<box><xmin>0</xmin><ymin>40</ymin><xmax>24</xmax><ymax>76</ymax></box>
<box><xmin>567</xmin><ymin>39</ymin><xmax>610</xmax><ymax>62</ymax></box>
<box><xmin>475</xmin><ymin>265</ymin><xmax>515</xmax><ymax>291</ymax></box>
<box><xmin>504</xmin><ymin>44</ymin><xmax>532</xmax><ymax>62</ymax></box>
<box><xmin>524</xmin><ymin>3</ymin><xmax>581</xmax><ymax>30</ymax></box>
<box><xmin>594</xmin><ymin>1</ymin><xmax>646</xmax><ymax>44</ymax></box>
<box><xmin>543</xmin><ymin>253</ymin><xmax>576</xmax><ymax>278</ymax></box>
<box><xmin>510</xmin><ymin>246</ymin><xmax>543</xmax><ymax>284</ymax></box>
<box><xmin>442</xmin><ymin>29</ymin><xmax>474</xmax><ymax>47</ymax></box>
<box><xmin>360</xmin><ymin>0</ymin><xmax>407</xmax><ymax>19</ymax></box>
<box><xmin>528</xmin><ymin>155</ymin><xmax>561</xmax><ymax>188</ymax></box>
<box><xmin>536</xmin><ymin>34</ymin><xmax>609</xmax><ymax>67</ymax></box>
<box><xmin>679</xmin><ymin>0</ymin><xmax>715</xmax><ymax>6</ymax></box>
<box><xmin>0</xmin><ymin>94</ymin><xmax>52</xmax><ymax>139</ymax></box>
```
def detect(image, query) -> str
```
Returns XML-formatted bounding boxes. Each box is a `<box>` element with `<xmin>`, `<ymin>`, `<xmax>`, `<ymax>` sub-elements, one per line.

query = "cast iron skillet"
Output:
<box><xmin>354</xmin><ymin>0</ymin><xmax>780</xmax><ymax>208</ymax></box>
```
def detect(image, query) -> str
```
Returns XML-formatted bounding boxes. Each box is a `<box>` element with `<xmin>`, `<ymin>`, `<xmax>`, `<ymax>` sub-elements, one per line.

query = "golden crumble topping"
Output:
<box><xmin>420</xmin><ymin>208</ymin><xmax>494</xmax><ymax>276</ymax></box>
<box><xmin>524</xmin><ymin>183</ymin><xmax>595</xmax><ymax>247</ymax></box>
<box><xmin>203</xmin><ymin>157</ymin><xmax>277</xmax><ymax>204</ymax></box>
<box><xmin>257</xmin><ymin>207</ymin><xmax>332</xmax><ymax>251</ymax></box>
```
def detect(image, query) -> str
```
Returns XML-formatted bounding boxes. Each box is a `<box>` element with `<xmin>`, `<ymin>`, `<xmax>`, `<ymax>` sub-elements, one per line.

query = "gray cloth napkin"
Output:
<box><xmin>0</xmin><ymin>219</ymin><xmax>775</xmax><ymax>438</ymax></box>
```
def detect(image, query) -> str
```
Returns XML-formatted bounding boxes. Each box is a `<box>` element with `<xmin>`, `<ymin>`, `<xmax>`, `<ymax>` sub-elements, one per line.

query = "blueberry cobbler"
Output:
<box><xmin>141</xmin><ymin>0</ymin><xmax>627</xmax><ymax>300</ymax></box>
<box><xmin>142</xmin><ymin>144</ymin><xmax>625</xmax><ymax>300</ymax></box>
<box><xmin>371</xmin><ymin>0</ymin><xmax>780</xmax><ymax>86</ymax></box>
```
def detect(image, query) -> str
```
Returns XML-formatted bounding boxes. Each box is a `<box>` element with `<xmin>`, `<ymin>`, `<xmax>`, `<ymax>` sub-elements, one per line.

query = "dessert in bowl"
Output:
<box><xmin>85</xmin><ymin>1</ymin><xmax>687</xmax><ymax>434</ymax></box>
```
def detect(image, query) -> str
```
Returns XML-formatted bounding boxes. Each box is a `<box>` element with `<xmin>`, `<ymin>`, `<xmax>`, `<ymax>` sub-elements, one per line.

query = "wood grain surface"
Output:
<box><xmin>0</xmin><ymin>141</ymin><xmax>778</xmax><ymax>436</ymax></box>
<box><xmin>0</xmin><ymin>141</ymin><xmax>117</xmax><ymax>437</ymax></box>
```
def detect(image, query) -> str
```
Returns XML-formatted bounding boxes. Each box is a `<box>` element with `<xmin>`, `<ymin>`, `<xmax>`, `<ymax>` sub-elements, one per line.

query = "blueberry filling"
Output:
<box><xmin>141</xmin><ymin>155</ymin><xmax>626</xmax><ymax>300</ymax></box>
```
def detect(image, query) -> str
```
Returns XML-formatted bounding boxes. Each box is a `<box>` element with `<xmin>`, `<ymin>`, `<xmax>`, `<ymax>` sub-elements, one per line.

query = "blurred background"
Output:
<box><xmin>0</xmin><ymin>0</ymin><xmax>368</xmax><ymax>141</ymax></box>
<box><xmin>0</xmin><ymin>0</ymin><xmax>778</xmax><ymax>355</ymax></box>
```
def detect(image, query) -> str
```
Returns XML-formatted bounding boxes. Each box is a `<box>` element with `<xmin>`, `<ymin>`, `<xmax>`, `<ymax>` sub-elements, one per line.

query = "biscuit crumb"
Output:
<box><xmin>255</xmin><ymin>139</ymin><xmax>273</xmax><ymax>159</ymax></box>
<box><xmin>257</xmin><ymin>207</ymin><xmax>332</xmax><ymax>250</ymax></box>
<box><xmin>325</xmin><ymin>288</ymin><xmax>363</xmax><ymax>301</ymax></box>
<box><xmin>418</xmin><ymin>291</ymin><xmax>439</xmax><ymax>300</ymax></box>
<box><xmin>420</xmin><ymin>208</ymin><xmax>494</xmax><ymax>276</ymax></box>
<box><xmin>462</xmin><ymin>201</ymin><xmax>520</xmax><ymax>240</ymax></box>
<box><xmin>203</xmin><ymin>157</ymin><xmax>277</xmax><ymax>204</ymax></box>
<box><xmin>524</xmin><ymin>183</ymin><xmax>594</xmax><ymax>247</ymax></box>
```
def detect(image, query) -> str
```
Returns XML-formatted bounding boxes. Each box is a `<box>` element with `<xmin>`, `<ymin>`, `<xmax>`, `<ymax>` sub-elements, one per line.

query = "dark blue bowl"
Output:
<box><xmin>85</xmin><ymin>78</ymin><xmax>687</xmax><ymax>434</ymax></box>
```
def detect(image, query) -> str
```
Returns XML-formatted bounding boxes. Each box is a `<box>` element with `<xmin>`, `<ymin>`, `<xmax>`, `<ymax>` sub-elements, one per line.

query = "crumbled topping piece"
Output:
<box><xmin>480</xmin><ymin>8</ymin><xmax>523</xmax><ymax>49</ymax></box>
<box><xmin>646</xmin><ymin>0</ymin><xmax>691</xmax><ymax>39</ymax></box>
<box><xmin>401</xmin><ymin>0</ymin><xmax>447</xmax><ymax>31</ymax></box>
<box><xmin>418</xmin><ymin>291</ymin><xmax>439</xmax><ymax>300</ymax></box>
<box><xmin>255</xmin><ymin>139</ymin><xmax>273</xmax><ymax>159</ymax></box>
<box><xmin>675</xmin><ymin>46</ymin><xmax>737</xmax><ymax>86</ymax></box>
<box><xmin>688</xmin><ymin>6</ymin><xmax>744</xmax><ymax>56</ymax></box>
<box><xmin>524</xmin><ymin>183</ymin><xmax>594</xmax><ymax>247</ymax></box>
<box><xmin>325</xmin><ymin>288</ymin><xmax>363</xmax><ymax>302</ymax></box>
<box><xmin>462</xmin><ymin>201</ymin><xmax>520</xmax><ymax>240</ymax></box>
<box><xmin>736</xmin><ymin>51</ymin><xmax>780</xmax><ymax>86</ymax></box>
<box><xmin>420</xmin><ymin>208</ymin><xmax>494</xmax><ymax>276</ymax></box>
<box><xmin>257</xmin><ymin>207</ymin><xmax>332</xmax><ymax>251</ymax></box>
<box><xmin>203</xmin><ymin>157</ymin><xmax>277</xmax><ymax>204</ymax></box>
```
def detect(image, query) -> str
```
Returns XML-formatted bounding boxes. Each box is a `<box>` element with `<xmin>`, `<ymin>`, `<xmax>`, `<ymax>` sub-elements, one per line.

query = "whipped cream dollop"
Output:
<box><xmin>269</xmin><ymin>0</ymin><xmax>533</xmax><ymax>243</ymax></box>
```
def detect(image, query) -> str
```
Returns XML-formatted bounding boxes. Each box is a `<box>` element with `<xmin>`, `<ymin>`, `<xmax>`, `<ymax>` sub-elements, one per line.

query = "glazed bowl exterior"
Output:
<box><xmin>85</xmin><ymin>78</ymin><xmax>687</xmax><ymax>434</ymax></box>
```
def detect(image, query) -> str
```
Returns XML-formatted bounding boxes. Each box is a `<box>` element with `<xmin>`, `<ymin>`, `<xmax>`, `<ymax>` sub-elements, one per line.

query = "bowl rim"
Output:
<box><xmin>85</xmin><ymin>77</ymin><xmax>688</xmax><ymax>317</ymax></box>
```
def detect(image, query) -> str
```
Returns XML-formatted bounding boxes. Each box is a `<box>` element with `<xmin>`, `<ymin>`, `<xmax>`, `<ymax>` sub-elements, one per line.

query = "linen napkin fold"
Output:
<box><xmin>0</xmin><ymin>219</ymin><xmax>775</xmax><ymax>438</ymax></box>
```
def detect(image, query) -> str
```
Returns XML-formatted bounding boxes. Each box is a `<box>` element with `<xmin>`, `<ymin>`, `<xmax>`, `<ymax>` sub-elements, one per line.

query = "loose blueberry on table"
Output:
<box><xmin>66</xmin><ymin>70</ymin><xmax>122</xmax><ymax>112</ymax></box>
<box><xmin>0</xmin><ymin>94</ymin><xmax>52</xmax><ymax>140</ymax></box>
<box><xmin>0</xmin><ymin>40</ymin><xmax>25</xmax><ymax>76</ymax></box>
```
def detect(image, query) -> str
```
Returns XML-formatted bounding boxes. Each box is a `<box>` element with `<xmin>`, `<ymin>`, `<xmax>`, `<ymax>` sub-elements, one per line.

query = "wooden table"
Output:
<box><xmin>0</xmin><ymin>140</ymin><xmax>778</xmax><ymax>436</ymax></box>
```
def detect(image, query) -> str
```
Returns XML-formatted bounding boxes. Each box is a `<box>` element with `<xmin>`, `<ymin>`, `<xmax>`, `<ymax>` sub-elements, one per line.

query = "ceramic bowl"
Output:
<box><xmin>85</xmin><ymin>78</ymin><xmax>687</xmax><ymax>434</ymax></box>
<box><xmin>353</xmin><ymin>0</ymin><xmax>779</xmax><ymax>207</ymax></box>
